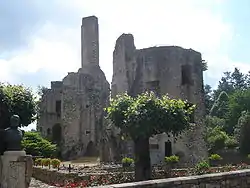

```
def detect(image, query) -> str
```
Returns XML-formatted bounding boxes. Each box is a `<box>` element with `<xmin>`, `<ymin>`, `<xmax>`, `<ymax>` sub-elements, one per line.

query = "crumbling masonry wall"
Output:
<box><xmin>37</xmin><ymin>16</ymin><xmax>110</xmax><ymax>160</ymax></box>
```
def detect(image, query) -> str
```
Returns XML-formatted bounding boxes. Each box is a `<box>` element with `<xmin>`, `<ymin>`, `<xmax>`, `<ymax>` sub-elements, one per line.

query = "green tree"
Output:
<box><xmin>204</xmin><ymin>115</ymin><xmax>226</xmax><ymax>129</ymax></box>
<box><xmin>231</xmin><ymin>68</ymin><xmax>247</xmax><ymax>90</ymax></box>
<box><xmin>213</xmin><ymin>71</ymin><xmax>234</xmax><ymax>100</ymax></box>
<box><xmin>235</xmin><ymin>111</ymin><xmax>250</xmax><ymax>154</ymax></box>
<box><xmin>22</xmin><ymin>131</ymin><xmax>57</xmax><ymax>157</ymax></box>
<box><xmin>205</xmin><ymin>126</ymin><xmax>228</xmax><ymax>152</ymax></box>
<box><xmin>212</xmin><ymin>68</ymin><xmax>247</xmax><ymax>100</ymax></box>
<box><xmin>0</xmin><ymin>83</ymin><xmax>37</xmax><ymax>129</ymax></box>
<box><xmin>227</xmin><ymin>89</ymin><xmax>250</xmax><ymax>134</ymax></box>
<box><xmin>106</xmin><ymin>92</ymin><xmax>195</xmax><ymax>181</ymax></box>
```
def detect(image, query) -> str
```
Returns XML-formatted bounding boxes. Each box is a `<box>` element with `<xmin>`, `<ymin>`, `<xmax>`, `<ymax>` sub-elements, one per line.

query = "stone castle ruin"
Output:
<box><xmin>37</xmin><ymin>16</ymin><xmax>110</xmax><ymax>160</ymax></box>
<box><xmin>38</xmin><ymin>15</ymin><xmax>207</xmax><ymax>164</ymax></box>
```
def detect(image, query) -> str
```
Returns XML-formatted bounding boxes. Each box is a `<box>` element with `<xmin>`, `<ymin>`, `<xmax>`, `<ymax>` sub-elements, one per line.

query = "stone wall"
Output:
<box><xmin>32</xmin><ymin>167</ymin><xmax>250</xmax><ymax>188</ymax></box>
<box><xmin>32</xmin><ymin>167</ymin><xmax>80</xmax><ymax>185</ymax></box>
<box><xmin>96</xmin><ymin>169</ymin><xmax>250</xmax><ymax>188</ymax></box>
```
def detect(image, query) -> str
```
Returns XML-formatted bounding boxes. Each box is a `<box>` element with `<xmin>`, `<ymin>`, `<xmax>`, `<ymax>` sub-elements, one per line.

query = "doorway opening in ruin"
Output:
<box><xmin>165</xmin><ymin>140</ymin><xmax>172</xmax><ymax>157</ymax></box>
<box><xmin>85</xmin><ymin>141</ymin><xmax>96</xmax><ymax>156</ymax></box>
<box><xmin>181</xmin><ymin>64</ymin><xmax>193</xmax><ymax>85</ymax></box>
<box><xmin>52</xmin><ymin>123</ymin><xmax>62</xmax><ymax>144</ymax></box>
<box><xmin>47</xmin><ymin>128</ymin><xmax>51</xmax><ymax>135</ymax></box>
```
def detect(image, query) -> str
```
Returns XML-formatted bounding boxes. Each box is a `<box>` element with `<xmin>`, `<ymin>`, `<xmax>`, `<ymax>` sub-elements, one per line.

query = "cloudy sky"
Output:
<box><xmin>1</xmin><ymin>0</ymin><xmax>250</xmax><ymax>130</ymax></box>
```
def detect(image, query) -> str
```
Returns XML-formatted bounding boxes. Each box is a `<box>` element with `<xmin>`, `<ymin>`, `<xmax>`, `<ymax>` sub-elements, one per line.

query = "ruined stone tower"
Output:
<box><xmin>37</xmin><ymin>16</ymin><xmax>110</xmax><ymax>160</ymax></box>
<box><xmin>81</xmin><ymin>16</ymin><xmax>99</xmax><ymax>67</ymax></box>
<box><xmin>111</xmin><ymin>34</ymin><xmax>207</xmax><ymax>166</ymax></box>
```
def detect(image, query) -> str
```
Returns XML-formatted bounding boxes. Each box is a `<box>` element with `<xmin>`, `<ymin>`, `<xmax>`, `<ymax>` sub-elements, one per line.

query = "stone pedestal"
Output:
<box><xmin>1</xmin><ymin>151</ymin><xmax>33</xmax><ymax>188</ymax></box>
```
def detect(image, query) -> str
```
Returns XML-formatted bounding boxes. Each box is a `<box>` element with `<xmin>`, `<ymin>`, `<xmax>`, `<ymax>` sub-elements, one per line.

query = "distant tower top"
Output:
<box><xmin>81</xmin><ymin>15</ymin><xmax>99</xmax><ymax>67</ymax></box>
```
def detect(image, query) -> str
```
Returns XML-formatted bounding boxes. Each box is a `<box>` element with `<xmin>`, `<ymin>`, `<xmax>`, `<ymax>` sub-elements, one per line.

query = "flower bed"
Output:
<box><xmin>33</xmin><ymin>163</ymin><xmax>250</xmax><ymax>187</ymax></box>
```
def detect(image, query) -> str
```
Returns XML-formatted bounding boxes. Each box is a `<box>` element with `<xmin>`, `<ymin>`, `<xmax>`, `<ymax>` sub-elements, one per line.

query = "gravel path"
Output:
<box><xmin>29</xmin><ymin>178</ymin><xmax>57</xmax><ymax>188</ymax></box>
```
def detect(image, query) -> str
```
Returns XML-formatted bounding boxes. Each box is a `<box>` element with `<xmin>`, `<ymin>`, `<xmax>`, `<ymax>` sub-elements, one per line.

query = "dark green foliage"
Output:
<box><xmin>235</xmin><ymin>111</ymin><xmax>250</xmax><ymax>154</ymax></box>
<box><xmin>22</xmin><ymin>131</ymin><xmax>57</xmax><ymax>158</ymax></box>
<box><xmin>227</xmin><ymin>89</ymin><xmax>250</xmax><ymax>133</ymax></box>
<box><xmin>204</xmin><ymin>115</ymin><xmax>226</xmax><ymax>129</ymax></box>
<box><xmin>0</xmin><ymin>83</ymin><xmax>37</xmax><ymax>128</ymax></box>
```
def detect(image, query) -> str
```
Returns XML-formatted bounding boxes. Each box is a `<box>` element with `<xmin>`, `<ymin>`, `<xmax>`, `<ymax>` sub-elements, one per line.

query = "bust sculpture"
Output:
<box><xmin>4</xmin><ymin>115</ymin><xmax>23</xmax><ymax>151</ymax></box>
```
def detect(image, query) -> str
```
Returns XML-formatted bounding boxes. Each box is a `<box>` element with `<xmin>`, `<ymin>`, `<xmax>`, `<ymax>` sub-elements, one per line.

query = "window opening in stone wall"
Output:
<box><xmin>52</xmin><ymin>123</ymin><xmax>62</xmax><ymax>144</ymax></box>
<box><xmin>55</xmin><ymin>100</ymin><xmax>61</xmax><ymax>117</ymax></box>
<box><xmin>150</xmin><ymin>144</ymin><xmax>159</xmax><ymax>150</ymax></box>
<box><xmin>47</xmin><ymin>128</ymin><xmax>51</xmax><ymax>135</ymax></box>
<box><xmin>85</xmin><ymin>130</ymin><xmax>91</xmax><ymax>135</ymax></box>
<box><xmin>165</xmin><ymin>140</ymin><xmax>172</xmax><ymax>157</ymax></box>
<box><xmin>181</xmin><ymin>64</ymin><xmax>193</xmax><ymax>85</ymax></box>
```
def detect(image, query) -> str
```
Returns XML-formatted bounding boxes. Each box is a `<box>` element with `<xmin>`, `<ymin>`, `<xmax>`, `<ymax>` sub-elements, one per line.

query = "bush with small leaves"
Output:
<box><xmin>195</xmin><ymin>160</ymin><xmax>210</xmax><ymax>175</ymax></box>
<box><xmin>42</xmin><ymin>158</ymin><xmax>51</xmax><ymax>167</ymax></box>
<box><xmin>209</xmin><ymin>154</ymin><xmax>223</xmax><ymax>161</ymax></box>
<box><xmin>35</xmin><ymin>158</ymin><xmax>43</xmax><ymax>166</ymax></box>
<box><xmin>225</xmin><ymin>137</ymin><xmax>238</xmax><ymax>149</ymax></box>
<box><xmin>164</xmin><ymin>155</ymin><xmax>179</xmax><ymax>164</ymax></box>
<box><xmin>121</xmin><ymin>157</ymin><xmax>134</xmax><ymax>167</ymax></box>
<box><xmin>51</xmin><ymin>158</ymin><xmax>61</xmax><ymax>169</ymax></box>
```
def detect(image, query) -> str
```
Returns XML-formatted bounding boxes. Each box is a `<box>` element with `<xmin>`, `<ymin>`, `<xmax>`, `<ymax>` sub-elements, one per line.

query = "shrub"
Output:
<box><xmin>164</xmin><ymin>155</ymin><xmax>179</xmax><ymax>164</ymax></box>
<box><xmin>121</xmin><ymin>157</ymin><xmax>134</xmax><ymax>167</ymax></box>
<box><xmin>41</xmin><ymin>158</ymin><xmax>51</xmax><ymax>167</ymax></box>
<box><xmin>209</xmin><ymin>154</ymin><xmax>223</xmax><ymax>161</ymax></box>
<box><xmin>247</xmin><ymin>154</ymin><xmax>250</xmax><ymax>159</ymax></box>
<box><xmin>225</xmin><ymin>137</ymin><xmax>238</xmax><ymax>149</ymax></box>
<box><xmin>195</xmin><ymin>160</ymin><xmax>210</xmax><ymax>174</ymax></box>
<box><xmin>22</xmin><ymin>132</ymin><xmax>57</xmax><ymax>158</ymax></box>
<box><xmin>51</xmin><ymin>158</ymin><xmax>61</xmax><ymax>169</ymax></box>
<box><xmin>206</xmin><ymin>126</ymin><xmax>228</xmax><ymax>151</ymax></box>
<box><xmin>34</xmin><ymin>158</ymin><xmax>43</xmax><ymax>166</ymax></box>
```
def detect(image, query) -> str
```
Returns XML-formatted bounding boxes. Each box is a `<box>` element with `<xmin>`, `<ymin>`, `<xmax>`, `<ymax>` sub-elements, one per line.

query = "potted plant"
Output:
<box><xmin>165</xmin><ymin>155</ymin><xmax>179</xmax><ymax>169</ymax></box>
<box><xmin>121</xmin><ymin>157</ymin><xmax>134</xmax><ymax>168</ymax></box>
<box><xmin>209</xmin><ymin>154</ymin><xmax>223</xmax><ymax>167</ymax></box>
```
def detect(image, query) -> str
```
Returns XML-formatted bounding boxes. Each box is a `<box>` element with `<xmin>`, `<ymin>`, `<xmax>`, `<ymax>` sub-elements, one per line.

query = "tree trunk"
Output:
<box><xmin>134</xmin><ymin>137</ymin><xmax>151</xmax><ymax>181</ymax></box>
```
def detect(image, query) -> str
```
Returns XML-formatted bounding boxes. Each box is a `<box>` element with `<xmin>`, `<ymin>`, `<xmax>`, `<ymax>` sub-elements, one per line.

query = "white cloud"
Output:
<box><xmin>0</xmin><ymin>0</ymin><xmax>238</xmax><ymax>85</ymax></box>
<box><xmin>0</xmin><ymin>0</ymin><xmax>247</xmax><ymax>130</ymax></box>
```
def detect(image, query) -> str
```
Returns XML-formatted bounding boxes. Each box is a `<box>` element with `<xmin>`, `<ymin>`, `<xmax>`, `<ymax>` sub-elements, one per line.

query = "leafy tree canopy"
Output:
<box><xmin>106</xmin><ymin>92</ymin><xmax>195</xmax><ymax>140</ymax></box>
<box><xmin>0</xmin><ymin>83</ymin><xmax>37</xmax><ymax>128</ymax></box>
